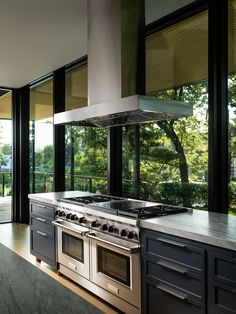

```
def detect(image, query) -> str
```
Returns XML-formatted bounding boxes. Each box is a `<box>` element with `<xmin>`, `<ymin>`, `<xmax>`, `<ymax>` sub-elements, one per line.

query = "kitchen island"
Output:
<box><xmin>29</xmin><ymin>192</ymin><xmax>236</xmax><ymax>314</ymax></box>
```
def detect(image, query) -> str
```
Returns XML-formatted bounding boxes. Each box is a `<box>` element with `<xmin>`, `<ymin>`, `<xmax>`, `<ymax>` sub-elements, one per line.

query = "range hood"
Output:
<box><xmin>54</xmin><ymin>0</ymin><xmax>192</xmax><ymax>128</ymax></box>
<box><xmin>54</xmin><ymin>95</ymin><xmax>192</xmax><ymax>127</ymax></box>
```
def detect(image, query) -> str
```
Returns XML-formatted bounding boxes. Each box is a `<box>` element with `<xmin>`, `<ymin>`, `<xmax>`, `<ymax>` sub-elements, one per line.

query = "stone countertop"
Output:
<box><xmin>140</xmin><ymin>209</ymin><xmax>236</xmax><ymax>251</ymax></box>
<box><xmin>28</xmin><ymin>191</ymin><xmax>93</xmax><ymax>206</ymax></box>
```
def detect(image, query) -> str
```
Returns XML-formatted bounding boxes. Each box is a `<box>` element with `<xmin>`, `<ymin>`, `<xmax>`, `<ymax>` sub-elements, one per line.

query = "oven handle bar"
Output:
<box><xmin>87</xmin><ymin>233</ymin><xmax>140</xmax><ymax>254</ymax></box>
<box><xmin>52</xmin><ymin>220</ymin><xmax>89</xmax><ymax>236</ymax></box>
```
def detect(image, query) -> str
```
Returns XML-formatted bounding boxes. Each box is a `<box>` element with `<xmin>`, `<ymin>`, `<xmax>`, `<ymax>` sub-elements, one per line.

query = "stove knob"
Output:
<box><xmin>66</xmin><ymin>213</ymin><xmax>72</xmax><ymax>219</ymax></box>
<box><xmin>121</xmin><ymin>229</ymin><xmax>127</xmax><ymax>237</ymax></box>
<box><xmin>70</xmin><ymin>214</ymin><xmax>78</xmax><ymax>220</ymax></box>
<box><xmin>55</xmin><ymin>210</ymin><xmax>60</xmax><ymax>216</ymax></box>
<box><xmin>79</xmin><ymin>217</ymin><xmax>86</xmax><ymax>223</ymax></box>
<box><xmin>108</xmin><ymin>225</ymin><xmax>115</xmax><ymax>233</ymax></box>
<box><xmin>91</xmin><ymin>220</ymin><xmax>100</xmax><ymax>227</ymax></box>
<box><xmin>102</xmin><ymin>223</ymin><xmax>108</xmax><ymax>231</ymax></box>
<box><xmin>127</xmin><ymin>231</ymin><xmax>134</xmax><ymax>239</ymax></box>
<box><xmin>58</xmin><ymin>211</ymin><xmax>66</xmax><ymax>217</ymax></box>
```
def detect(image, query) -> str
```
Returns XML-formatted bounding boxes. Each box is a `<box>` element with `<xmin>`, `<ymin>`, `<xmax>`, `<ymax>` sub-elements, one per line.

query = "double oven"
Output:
<box><xmin>53</xmin><ymin>219</ymin><xmax>141</xmax><ymax>313</ymax></box>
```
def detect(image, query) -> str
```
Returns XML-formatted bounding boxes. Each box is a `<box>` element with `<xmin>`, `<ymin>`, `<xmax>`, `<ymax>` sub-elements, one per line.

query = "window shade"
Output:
<box><xmin>146</xmin><ymin>10</ymin><xmax>208</xmax><ymax>94</ymax></box>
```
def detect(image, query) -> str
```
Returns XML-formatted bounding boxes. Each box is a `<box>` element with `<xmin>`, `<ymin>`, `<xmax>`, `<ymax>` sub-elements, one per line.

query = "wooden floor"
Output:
<box><xmin>0</xmin><ymin>223</ymin><xmax>119</xmax><ymax>314</ymax></box>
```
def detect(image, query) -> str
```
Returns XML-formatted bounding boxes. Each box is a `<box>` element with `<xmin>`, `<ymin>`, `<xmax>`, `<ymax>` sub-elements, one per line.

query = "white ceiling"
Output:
<box><xmin>0</xmin><ymin>0</ymin><xmax>194</xmax><ymax>88</ymax></box>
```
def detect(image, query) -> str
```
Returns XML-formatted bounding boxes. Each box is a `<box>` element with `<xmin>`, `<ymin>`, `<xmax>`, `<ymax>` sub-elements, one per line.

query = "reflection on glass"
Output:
<box><xmin>123</xmin><ymin>10</ymin><xmax>208</xmax><ymax>209</ymax></box>
<box><xmin>0</xmin><ymin>89</ymin><xmax>12</xmax><ymax>222</ymax></box>
<box><xmin>228</xmin><ymin>0</ymin><xmax>236</xmax><ymax>215</ymax></box>
<box><xmin>65</xmin><ymin>64</ymin><xmax>87</xmax><ymax>111</ymax></box>
<box><xmin>98</xmin><ymin>246</ymin><xmax>130</xmax><ymax>286</ymax></box>
<box><xmin>62</xmin><ymin>232</ymin><xmax>84</xmax><ymax>262</ymax></box>
<box><xmin>29</xmin><ymin>78</ymin><xmax>54</xmax><ymax>193</ymax></box>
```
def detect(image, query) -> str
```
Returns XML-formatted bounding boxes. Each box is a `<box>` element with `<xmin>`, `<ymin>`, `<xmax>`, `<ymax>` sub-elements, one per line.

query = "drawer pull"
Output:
<box><xmin>157</xmin><ymin>260</ymin><xmax>187</xmax><ymax>274</ymax></box>
<box><xmin>35</xmin><ymin>217</ymin><xmax>47</xmax><ymax>223</ymax></box>
<box><xmin>156</xmin><ymin>283</ymin><xmax>187</xmax><ymax>301</ymax></box>
<box><xmin>33</xmin><ymin>204</ymin><xmax>46</xmax><ymax>209</ymax></box>
<box><xmin>36</xmin><ymin>231</ymin><xmax>47</xmax><ymax>238</ymax></box>
<box><xmin>156</xmin><ymin>237</ymin><xmax>187</xmax><ymax>248</ymax></box>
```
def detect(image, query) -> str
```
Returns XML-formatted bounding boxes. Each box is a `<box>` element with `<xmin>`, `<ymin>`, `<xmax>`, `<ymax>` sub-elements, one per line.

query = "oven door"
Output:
<box><xmin>88</xmin><ymin>232</ymin><xmax>140</xmax><ymax>307</ymax></box>
<box><xmin>53</xmin><ymin>220</ymin><xmax>90</xmax><ymax>280</ymax></box>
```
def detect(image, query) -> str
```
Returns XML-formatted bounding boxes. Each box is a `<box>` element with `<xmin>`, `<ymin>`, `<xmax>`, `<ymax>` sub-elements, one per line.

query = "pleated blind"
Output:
<box><xmin>30</xmin><ymin>79</ymin><xmax>53</xmax><ymax>121</ymax></box>
<box><xmin>229</xmin><ymin>0</ymin><xmax>236</xmax><ymax>74</ymax></box>
<box><xmin>0</xmin><ymin>92</ymin><xmax>11</xmax><ymax>119</ymax></box>
<box><xmin>146</xmin><ymin>10</ymin><xmax>208</xmax><ymax>94</ymax></box>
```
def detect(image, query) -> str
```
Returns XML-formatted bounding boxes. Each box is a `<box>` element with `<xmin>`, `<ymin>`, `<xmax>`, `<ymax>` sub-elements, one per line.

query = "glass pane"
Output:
<box><xmin>229</xmin><ymin>0</ymin><xmax>236</xmax><ymax>215</ymax></box>
<box><xmin>29</xmin><ymin>78</ymin><xmax>54</xmax><ymax>193</ymax></box>
<box><xmin>64</xmin><ymin>64</ymin><xmax>107</xmax><ymax>193</ymax></box>
<box><xmin>98</xmin><ymin>246</ymin><xmax>130</xmax><ymax>286</ymax></box>
<box><xmin>123</xmin><ymin>11</ymin><xmax>208</xmax><ymax>210</ymax></box>
<box><xmin>62</xmin><ymin>232</ymin><xmax>84</xmax><ymax>263</ymax></box>
<box><xmin>65</xmin><ymin>126</ymin><xmax>108</xmax><ymax>194</ymax></box>
<box><xmin>65</xmin><ymin>64</ymin><xmax>87</xmax><ymax>111</ymax></box>
<box><xmin>0</xmin><ymin>89</ymin><xmax>12</xmax><ymax>222</ymax></box>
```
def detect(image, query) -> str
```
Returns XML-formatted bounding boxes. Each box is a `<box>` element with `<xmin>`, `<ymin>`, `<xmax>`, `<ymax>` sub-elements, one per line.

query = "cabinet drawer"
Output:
<box><xmin>143</xmin><ymin>232</ymin><xmax>204</xmax><ymax>271</ymax></box>
<box><xmin>30</xmin><ymin>229</ymin><xmax>55</xmax><ymax>261</ymax></box>
<box><xmin>209</xmin><ymin>282</ymin><xmax>236</xmax><ymax>314</ymax></box>
<box><xmin>143</xmin><ymin>278</ymin><xmax>204</xmax><ymax>314</ymax></box>
<box><xmin>209</xmin><ymin>251</ymin><xmax>236</xmax><ymax>287</ymax></box>
<box><xmin>31</xmin><ymin>216</ymin><xmax>54</xmax><ymax>235</ymax></box>
<box><xmin>145</xmin><ymin>257</ymin><xmax>203</xmax><ymax>297</ymax></box>
<box><xmin>30</xmin><ymin>202</ymin><xmax>54</xmax><ymax>220</ymax></box>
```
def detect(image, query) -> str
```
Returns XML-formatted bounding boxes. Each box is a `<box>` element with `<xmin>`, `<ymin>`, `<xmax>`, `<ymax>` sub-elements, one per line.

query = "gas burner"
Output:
<box><xmin>60</xmin><ymin>194</ymin><xmax>124</xmax><ymax>205</ymax></box>
<box><xmin>118</xmin><ymin>204</ymin><xmax>188</xmax><ymax>219</ymax></box>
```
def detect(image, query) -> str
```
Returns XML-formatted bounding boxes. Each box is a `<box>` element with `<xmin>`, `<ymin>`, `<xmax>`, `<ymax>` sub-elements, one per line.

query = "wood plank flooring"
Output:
<box><xmin>0</xmin><ymin>223</ymin><xmax>119</xmax><ymax>314</ymax></box>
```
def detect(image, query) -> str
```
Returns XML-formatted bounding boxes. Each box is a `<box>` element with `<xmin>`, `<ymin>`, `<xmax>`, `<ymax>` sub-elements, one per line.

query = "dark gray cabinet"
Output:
<box><xmin>141</xmin><ymin>228</ymin><xmax>236</xmax><ymax>314</ymax></box>
<box><xmin>30</xmin><ymin>201</ymin><xmax>57</xmax><ymax>269</ymax></box>
<box><xmin>208</xmin><ymin>249</ymin><xmax>236</xmax><ymax>313</ymax></box>
<box><xmin>141</xmin><ymin>229</ymin><xmax>205</xmax><ymax>314</ymax></box>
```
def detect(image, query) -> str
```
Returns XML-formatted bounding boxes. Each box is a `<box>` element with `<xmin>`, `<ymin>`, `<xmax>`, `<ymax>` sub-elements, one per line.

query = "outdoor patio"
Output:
<box><xmin>0</xmin><ymin>196</ymin><xmax>11</xmax><ymax>222</ymax></box>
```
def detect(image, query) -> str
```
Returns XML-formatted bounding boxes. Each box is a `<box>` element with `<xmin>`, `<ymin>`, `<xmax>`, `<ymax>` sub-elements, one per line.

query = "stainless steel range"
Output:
<box><xmin>52</xmin><ymin>194</ymin><xmax>188</xmax><ymax>314</ymax></box>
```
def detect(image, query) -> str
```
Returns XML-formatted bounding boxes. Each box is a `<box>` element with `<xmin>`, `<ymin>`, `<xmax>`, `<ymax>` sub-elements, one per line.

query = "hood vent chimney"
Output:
<box><xmin>54</xmin><ymin>0</ymin><xmax>192</xmax><ymax>127</ymax></box>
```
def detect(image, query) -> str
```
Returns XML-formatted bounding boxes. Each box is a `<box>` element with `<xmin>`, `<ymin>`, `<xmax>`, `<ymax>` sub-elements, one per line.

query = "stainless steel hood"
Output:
<box><xmin>54</xmin><ymin>0</ymin><xmax>192</xmax><ymax>128</ymax></box>
<box><xmin>54</xmin><ymin>95</ymin><xmax>192</xmax><ymax>127</ymax></box>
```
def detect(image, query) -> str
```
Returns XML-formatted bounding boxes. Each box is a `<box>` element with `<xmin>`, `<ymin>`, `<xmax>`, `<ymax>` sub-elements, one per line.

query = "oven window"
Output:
<box><xmin>98</xmin><ymin>246</ymin><xmax>130</xmax><ymax>286</ymax></box>
<box><xmin>62</xmin><ymin>232</ymin><xmax>84</xmax><ymax>263</ymax></box>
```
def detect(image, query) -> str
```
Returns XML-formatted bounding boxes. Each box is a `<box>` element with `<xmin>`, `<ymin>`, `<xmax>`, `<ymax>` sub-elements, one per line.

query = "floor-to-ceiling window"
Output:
<box><xmin>65</xmin><ymin>63</ymin><xmax>108</xmax><ymax>193</ymax></box>
<box><xmin>0</xmin><ymin>89</ymin><xmax>12</xmax><ymax>222</ymax></box>
<box><xmin>29</xmin><ymin>77</ymin><xmax>54</xmax><ymax>193</ymax></box>
<box><xmin>229</xmin><ymin>0</ymin><xmax>236</xmax><ymax>215</ymax></box>
<box><xmin>123</xmin><ymin>10</ymin><xmax>208</xmax><ymax>209</ymax></box>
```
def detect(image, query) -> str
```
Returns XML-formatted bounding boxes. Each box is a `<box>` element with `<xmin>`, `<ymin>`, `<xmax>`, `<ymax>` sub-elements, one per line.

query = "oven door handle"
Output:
<box><xmin>87</xmin><ymin>233</ymin><xmax>140</xmax><ymax>254</ymax></box>
<box><xmin>52</xmin><ymin>220</ymin><xmax>89</xmax><ymax>236</ymax></box>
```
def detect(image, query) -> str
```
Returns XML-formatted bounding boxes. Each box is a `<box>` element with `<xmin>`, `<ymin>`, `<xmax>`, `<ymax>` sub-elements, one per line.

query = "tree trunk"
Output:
<box><xmin>157</xmin><ymin>121</ymin><xmax>189</xmax><ymax>183</ymax></box>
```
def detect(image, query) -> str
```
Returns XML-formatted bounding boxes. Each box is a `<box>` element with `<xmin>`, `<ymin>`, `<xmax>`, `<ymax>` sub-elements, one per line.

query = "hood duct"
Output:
<box><xmin>54</xmin><ymin>0</ymin><xmax>193</xmax><ymax>127</ymax></box>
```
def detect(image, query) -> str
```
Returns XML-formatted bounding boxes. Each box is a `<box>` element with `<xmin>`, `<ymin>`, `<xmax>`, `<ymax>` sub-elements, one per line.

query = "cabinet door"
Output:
<box><xmin>208</xmin><ymin>250</ymin><xmax>236</xmax><ymax>314</ymax></box>
<box><xmin>142</xmin><ymin>279</ymin><xmax>204</xmax><ymax>314</ymax></box>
